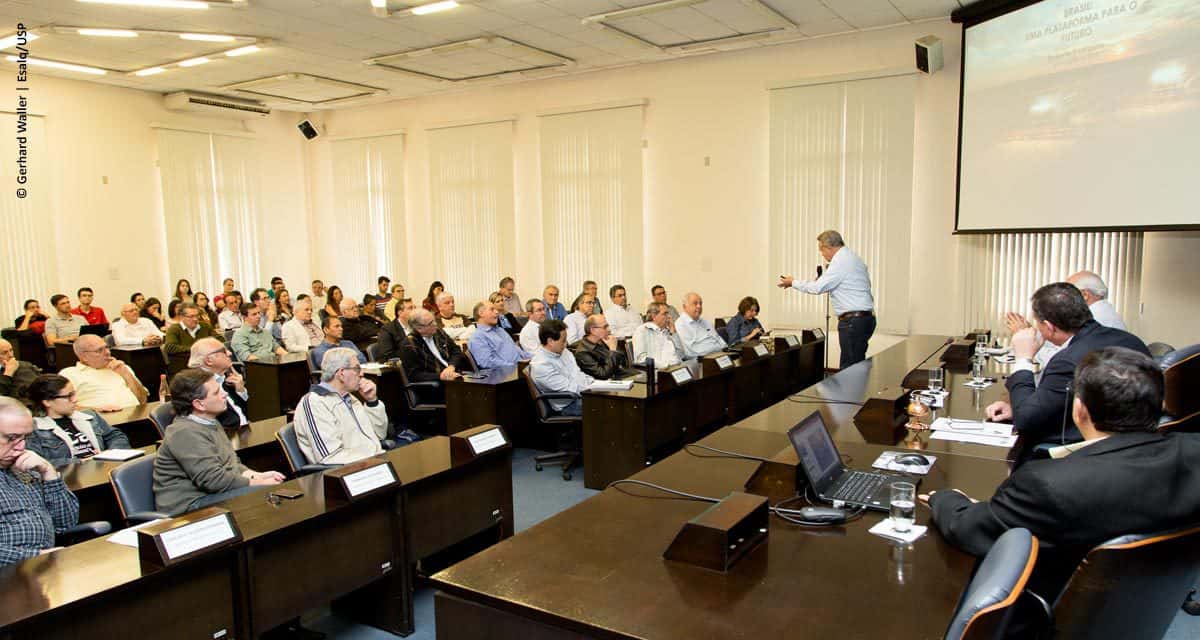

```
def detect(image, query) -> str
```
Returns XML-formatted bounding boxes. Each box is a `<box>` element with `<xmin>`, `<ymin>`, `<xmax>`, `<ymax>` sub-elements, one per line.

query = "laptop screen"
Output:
<box><xmin>787</xmin><ymin>412</ymin><xmax>845</xmax><ymax>494</ymax></box>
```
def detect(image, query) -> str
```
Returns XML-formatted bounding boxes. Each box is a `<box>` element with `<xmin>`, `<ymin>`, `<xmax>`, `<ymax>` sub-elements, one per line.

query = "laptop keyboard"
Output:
<box><xmin>833</xmin><ymin>471</ymin><xmax>889</xmax><ymax>504</ymax></box>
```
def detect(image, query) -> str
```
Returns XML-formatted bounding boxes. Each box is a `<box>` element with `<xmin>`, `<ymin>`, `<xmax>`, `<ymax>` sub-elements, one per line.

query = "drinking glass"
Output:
<box><xmin>971</xmin><ymin>356</ymin><xmax>986</xmax><ymax>382</ymax></box>
<box><xmin>927</xmin><ymin>367</ymin><xmax>944</xmax><ymax>393</ymax></box>
<box><xmin>976</xmin><ymin>333</ymin><xmax>989</xmax><ymax>353</ymax></box>
<box><xmin>890</xmin><ymin>482</ymin><xmax>916</xmax><ymax>533</ymax></box>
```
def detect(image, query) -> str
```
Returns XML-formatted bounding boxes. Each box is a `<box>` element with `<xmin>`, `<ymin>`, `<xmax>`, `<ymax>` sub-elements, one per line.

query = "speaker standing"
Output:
<box><xmin>778</xmin><ymin>230</ymin><xmax>876</xmax><ymax>369</ymax></box>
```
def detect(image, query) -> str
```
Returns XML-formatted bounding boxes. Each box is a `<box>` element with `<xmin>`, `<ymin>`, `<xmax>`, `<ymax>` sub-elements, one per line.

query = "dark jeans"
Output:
<box><xmin>556</xmin><ymin>397</ymin><xmax>583</xmax><ymax>417</ymax></box>
<box><xmin>837</xmin><ymin>314</ymin><xmax>876</xmax><ymax>369</ymax></box>
<box><xmin>188</xmin><ymin>484</ymin><xmax>265</xmax><ymax>512</ymax></box>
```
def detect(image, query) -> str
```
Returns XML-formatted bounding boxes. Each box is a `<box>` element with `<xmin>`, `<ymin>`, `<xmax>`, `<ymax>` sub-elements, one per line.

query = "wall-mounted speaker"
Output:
<box><xmin>297</xmin><ymin>119</ymin><xmax>320</xmax><ymax>140</ymax></box>
<box><xmin>915</xmin><ymin>35</ymin><xmax>943</xmax><ymax>74</ymax></box>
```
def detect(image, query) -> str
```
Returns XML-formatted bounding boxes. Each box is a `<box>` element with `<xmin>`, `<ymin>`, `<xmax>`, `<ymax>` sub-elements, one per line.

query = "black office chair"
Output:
<box><xmin>716</xmin><ymin>326</ymin><xmax>730</xmax><ymax>343</ymax></box>
<box><xmin>943</xmin><ymin>528</ymin><xmax>1039</xmax><ymax>640</ymax></box>
<box><xmin>306</xmin><ymin>350</ymin><xmax>323</xmax><ymax>384</ymax></box>
<box><xmin>149</xmin><ymin>402</ymin><xmax>175</xmax><ymax>439</ymax></box>
<box><xmin>521</xmin><ymin>368</ymin><xmax>582</xmax><ymax>481</ymax></box>
<box><xmin>57</xmin><ymin>521</ymin><xmax>114</xmax><ymax>546</ymax></box>
<box><xmin>1158</xmin><ymin>343</ymin><xmax>1200</xmax><ymax>433</ymax></box>
<box><xmin>463</xmin><ymin>345</ymin><xmax>480</xmax><ymax>372</ymax></box>
<box><xmin>103</xmin><ymin>334</ymin><xmax>116</xmax><ymax>349</ymax></box>
<box><xmin>1147</xmin><ymin>342</ymin><xmax>1175</xmax><ymax>360</ymax></box>
<box><xmin>1040</xmin><ymin>523</ymin><xmax>1200</xmax><ymax>639</ymax></box>
<box><xmin>109</xmin><ymin>454</ymin><xmax>171</xmax><ymax>526</ymax></box>
<box><xmin>396</xmin><ymin>362</ymin><xmax>446</xmax><ymax>434</ymax></box>
<box><xmin>366</xmin><ymin>342</ymin><xmax>380</xmax><ymax>363</ymax></box>
<box><xmin>275</xmin><ymin>423</ymin><xmax>340</xmax><ymax>477</ymax></box>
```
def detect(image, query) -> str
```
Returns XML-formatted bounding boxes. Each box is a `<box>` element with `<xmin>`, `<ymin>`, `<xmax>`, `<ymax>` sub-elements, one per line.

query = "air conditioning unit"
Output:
<box><xmin>164</xmin><ymin>91</ymin><xmax>271</xmax><ymax>119</ymax></box>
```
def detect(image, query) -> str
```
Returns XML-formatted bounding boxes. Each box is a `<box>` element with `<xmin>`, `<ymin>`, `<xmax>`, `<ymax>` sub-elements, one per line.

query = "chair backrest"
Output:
<box><xmin>463</xmin><ymin>345</ymin><xmax>480</xmax><ymax>371</ymax></box>
<box><xmin>521</xmin><ymin>367</ymin><xmax>557</xmax><ymax>422</ymax></box>
<box><xmin>307</xmin><ymin>349</ymin><xmax>321</xmax><ymax>373</ymax></box>
<box><xmin>1147</xmin><ymin>342</ymin><xmax>1175</xmax><ymax>359</ymax></box>
<box><xmin>109</xmin><ymin>454</ymin><xmax>158</xmax><ymax>520</ymax></box>
<box><xmin>716</xmin><ymin>326</ymin><xmax>730</xmax><ymax>343</ymax></box>
<box><xmin>103</xmin><ymin>334</ymin><xmax>116</xmax><ymax>348</ymax></box>
<box><xmin>1159</xmin><ymin>343</ymin><xmax>1200</xmax><ymax>423</ymax></box>
<box><xmin>1051</xmin><ymin>523</ymin><xmax>1200</xmax><ymax>639</ymax></box>
<box><xmin>944</xmin><ymin>528</ymin><xmax>1039</xmax><ymax>640</ymax></box>
<box><xmin>274</xmin><ymin>422</ymin><xmax>307</xmax><ymax>474</ymax></box>
<box><xmin>149</xmin><ymin>402</ymin><xmax>176</xmax><ymax>439</ymax></box>
<box><xmin>366</xmin><ymin>342</ymin><xmax>380</xmax><ymax>363</ymax></box>
<box><xmin>624</xmin><ymin>340</ymin><xmax>636</xmax><ymax>365</ymax></box>
<box><xmin>394</xmin><ymin>361</ymin><xmax>435</xmax><ymax>410</ymax></box>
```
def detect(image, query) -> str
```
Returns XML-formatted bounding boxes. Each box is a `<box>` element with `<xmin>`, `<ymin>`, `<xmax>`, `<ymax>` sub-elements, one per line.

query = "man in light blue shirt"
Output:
<box><xmin>468</xmin><ymin>301</ymin><xmax>531</xmax><ymax>370</ymax></box>
<box><xmin>529</xmin><ymin>320</ymin><xmax>593</xmax><ymax>417</ymax></box>
<box><xmin>674</xmin><ymin>292</ymin><xmax>727</xmax><ymax>358</ymax></box>
<box><xmin>778</xmin><ymin>229</ymin><xmax>876</xmax><ymax>368</ymax></box>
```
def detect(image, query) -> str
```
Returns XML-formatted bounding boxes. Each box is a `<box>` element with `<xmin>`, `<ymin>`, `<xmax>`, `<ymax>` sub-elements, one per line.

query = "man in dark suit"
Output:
<box><xmin>189</xmin><ymin>338</ymin><xmax>250</xmax><ymax>429</ymax></box>
<box><xmin>986</xmin><ymin>282</ymin><xmax>1147</xmax><ymax>451</ymax></box>
<box><xmin>375</xmin><ymin>298</ymin><xmax>415</xmax><ymax>362</ymax></box>
<box><xmin>926</xmin><ymin>347</ymin><xmax>1200</xmax><ymax>610</ymax></box>
<box><xmin>399</xmin><ymin>310</ymin><xmax>473</xmax><ymax>403</ymax></box>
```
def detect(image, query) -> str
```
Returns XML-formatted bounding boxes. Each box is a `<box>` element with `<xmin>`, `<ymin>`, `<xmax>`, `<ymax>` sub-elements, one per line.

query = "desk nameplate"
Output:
<box><xmin>137</xmin><ymin>507</ymin><xmax>242</xmax><ymax>569</ymax></box>
<box><xmin>701</xmin><ymin>354</ymin><xmax>735</xmax><ymax>376</ymax></box>
<box><xmin>323</xmin><ymin>458</ymin><xmax>400</xmax><ymax>506</ymax></box>
<box><xmin>451</xmin><ymin>424</ymin><xmax>511</xmax><ymax>464</ymax></box>
<box><xmin>742</xmin><ymin>343</ymin><xmax>769</xmax><ymax>360</ymax></box>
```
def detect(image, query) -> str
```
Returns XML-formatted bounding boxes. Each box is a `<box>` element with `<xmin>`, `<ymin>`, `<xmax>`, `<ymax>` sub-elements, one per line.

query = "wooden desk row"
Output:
<box><xmin>3</xmin><ymin>431</ymin><xmax>514</xmax><ymax>640</ymax></box>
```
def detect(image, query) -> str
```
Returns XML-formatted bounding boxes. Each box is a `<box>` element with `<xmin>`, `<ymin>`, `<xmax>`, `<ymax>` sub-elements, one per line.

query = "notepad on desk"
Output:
<box><xmin>930</xmin><ymin>418</ymin><xmax>1017</xmax><ymax>448</ymax></box>
<box><xmin>107</xmin><ymin>519</ymin><xmax>169</xmax><ymax>548</ymax></box>
<box><xmin>588</xmin><ymin>380</ymin><xmax>634</xmax><ymax>392</ymax></box>
<box><xmin>92</xmin><ymin>448</ymin><xmax>146</xmax><ymax>462</ymax></box>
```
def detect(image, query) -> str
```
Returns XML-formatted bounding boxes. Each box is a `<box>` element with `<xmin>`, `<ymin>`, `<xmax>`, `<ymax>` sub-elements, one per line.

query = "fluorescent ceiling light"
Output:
<box><xmin>77</xmin><ymin>0</ymin><xmax>211</xmax><ymax>8</ymax></box>
<box><xmin>6</xmin><ymin>55</ymin><xmax>107</xmax><ymax>75</ymax></box>
<box><xmin>411</xmin><ymin>0</ymin><xmax>459</xmax><ymax>15</ymax></box>
<box><xmin>178</xmin><ymin>56</ymin><xmax>210</xmax><ymax>66</ymax></box>
<box><xmin>180</xmin><ymin>33</ymin><xmax>235</xmax><ymax>42</ymax></box>
<box><xmin>78</xmin><ymin>28</ymin><xmax>139</xmax><ymax>37</ymax></box>
<box><xmin>225</xmin><ymin>45</ymin><xmax>260</xmax><ymax>56</ymax></box>
<box><xmin>0</xmin><ymin>32</ymin><xmax>39</xmax><ymax>50</ymax></box>
<box><xmin>135</xmin><ymin>66</ymin><xmax>166</xmax><ymax>76</ymax></box>
<box><xmin>582</xmin><ymin>0</ymin><xmax>704</xmax><ymax>23</ymax></box>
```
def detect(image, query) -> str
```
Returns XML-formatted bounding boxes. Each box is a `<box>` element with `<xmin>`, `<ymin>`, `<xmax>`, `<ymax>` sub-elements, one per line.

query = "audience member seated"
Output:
<box><xmin>130</xmin><ymin>292</ymin><xmax>146</xmax><ymax>311</ymax></box>
<box><xmin>172</xmin><ymin>278</ymin><xmax>194</xmax><ymax>305</ymax></box>
<box><xmin>217</xmin><ymin>291</ymin><xmax>245</xmax><ymax>331</ymax></box>
<box><xmin>309</xmin><ymin>280</ymin><xmax>327</xmax><ymax>315</ymax></box>
<box><xmin>421</xmin><ymin>280</ymin><xmax>444</xmax><ymax>314</ymax></box>
<box><xmin>153</xmin><ymin>369</ymin><xmax>284</xmax><ymax>515</ymax></box>
<box><xmin>985</xmin><ymin>283</ymin><xmax>1148</xmax><ymax>453</ymax></box>
<box><xmin>633</xmin><ymin>302</ymin><xmax>687</xmax><ymax>366</ymax></box>
<box><xmin>498</xmin><ymin>277</ymin><xmax>523</xmax><ymax>316</ymax></box>
<box><xmin>724</xmin><ymin>296</ymin><xmax>765</xmax><ymax>344</ymax></box>
<box><xmin>926</xmin><ymin>347</ymin><xmax>1200</xmax><ymax>622</ymax></box>
<box><xmin>674</xmin><ymin>292</ymin><xmax>727</xmax><ymax>358</ymax></box>
<box><xmin>320</xmin><ymin>286</ymin><xmax>344</xmax><ymax>324</ymax></box>
<box><xmin>650</xmin><ymin>285</ymin><xmax>680</xmax><ymax>322</ymax></box>
<box><xmin>375</xmin><ymin>298</ymin><xmax>415</xmax><ymax>362</ymax></box>
<box><xmin>435</xmin><ymin>293</ymin><xmax>475</xmax><ymax>341</ymax></box>
<box><xmin>26</xmin><ymin>374</ymin><xmax>130</xmax><ymax>467</ymax></box>
<box><xmin>340</xmin><ymin>298</ymin><xmax>382</xmax><ymax>351</ymax></box>
<box><xmin>231</xmin><ymin>303</ymin><xmax>288</xmax><ymax>362</ymax></box>
<box><xmin>312</xmin><ymin>316</ymin><xmax>367</xmax><ymax>369</ymax></box>
<box><xmin>268</xmin><ymin>276</ymin><xmax>285</xmax><ymax>300</ymax></box>
<box><xmin>469</xmin><ymin>301</ymin><xmax>530</xmax><ymax>369</ymax></box>
<box><xmin>399</xmin><ymin>310</ymin><xmax>470</xmax><ymax>403</ymax></box>
<box><xmin>43</xmin><ymin>294</ymin><xmax>86</xmax><ymax>347</ymax></box>
<box><xmin>0</xmin><ymin>339</ymin><xmax>40</xmax><ymax>401</ymax></box>
<box><xmin>213</xmin><ymin>278</ymin><xmax>235</xmax><ymax>312</ymax></box>
<box><xmin>14</xmin><ymin>299</ymin><xmax>47</xmax><ymax>335</ymax></box>
<box><xmin>382</xmin><ymin>283</ymin><xmax>406</xmax><ymax>321</ymax></box>
<box><xmin>574</xmin><ymin>315</ymin><xmax>630</xmax><ymax>380</ymax></box>
<box><xmin>295</xmin><ymin>347</ymin><xmax>388</xmax><ymax>465</ymax></box>
<box><xmin>59</xmin><ymin>335</ymin><xmax>147</xmax><ymax>410</ymax></box>
<box><xmin>542</xmin><ymin>285</ymin><xmax>567</xmax><ymax>321</ymax></box>
<box><xmin>274</xmin><ymin>289</ymin><xmax>294</xmax><ymax>322</ymax></box>
<box><xmin>190</xmin><ymin>338</ymin><xmax>250</xmax><ymax>429</ymax></box>
<box><xmin>565</xmin><ymin>295</ymin><xmax>595</xmax><ymax>344</ymax></box>
<box><xmin>194</xmin><ymin>292</ymin><xmax>218</xmax><ymax>328</ymax></box>
<box><xmin>487</xmin><ymin>292</ymin><xmax>521</xmax><ymax>334</ymax></box>
<box><xmin>282</xmin><ymin>299</ymin><xmax>324</xmax><ymax>353</ymax></box>
<box><xmin>530</xmin><ymin>320</ymin><xmax>593</xmax><ymax>417</ymax></box>
<box><xmin>165</xmin><ymin>303</ymin><xmax>225</xmax><ymax>355</ymax></box>
<box><xmin>165</xmin><ymin>299</ymin><xmax>182</xmax><ymax>329</ymax></box>
<box><xmin>69</xmin><ymin>287</ymin><xmax>107</xmax><ymax>325</ymax></box>
<box><xmin>519</xmin><ymin>300</ymin><xmax>547</xmax><ymax>353</ymax></box>
<box><xmin>605</xmin><ymin>285</ymin><xmax>641</xmax><ymax>338</ymax></box>
<box><xmin>0</xmin><ymin>397</ymin><xmax>79</xmax><ymax>567</ymax></box>
<box><xmin>112</xmin><ymin>302</ymin><xmax>164</xmax><ymax>347</ymax></box>
<box><xmin>140</xmin><ymin>297</ymin><xmax>166</xmax><ymax>329</ymax></box>
<box><xmin>375</xmin><ymin>277</ymin><xmax>393</xmax><ymax>318</ymax></box>
<box><xmin>581</xmin><ymin>280</ymin><xmax>604</xmax><ymax>315</ymax></box>
<box><xmin>1067</xmin><ymin>270</ymin><xmax>1126</xmax><ymax>330</ymax></box>
<box><xmin>249</xmin><ymin>288</ymin><xmax>280</xmax><ymax>337</ymax></box>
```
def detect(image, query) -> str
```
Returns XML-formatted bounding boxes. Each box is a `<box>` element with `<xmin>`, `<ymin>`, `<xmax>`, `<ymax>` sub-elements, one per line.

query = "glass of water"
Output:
<box><xmin>890</xmin><ymin>482</ymin><xmax>916</xmax><ymax>533</ymax></box>
<box><xmin>927</xmin><ymin>367</ymin><xmax>944</xmax><ymax>392</ymax></box>
<box><xmin>976</xmin><ymin>333</ymin><xmax>989</xmax><ymax>353</ymax></box>
<box><xmin>971</xmin><ymin>355</ymin><xmax>986</xmax><ymax>382</ymax></box>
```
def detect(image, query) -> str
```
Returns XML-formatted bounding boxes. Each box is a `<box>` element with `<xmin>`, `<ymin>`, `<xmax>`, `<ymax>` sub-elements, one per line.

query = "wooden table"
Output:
<box><xmin>112</xmin><ymin>345</ymin><xmax>167</xmax><ymax>398</ymax></box>
<box><xmin>101</xmin><ymin>402</ymin><xmax>162</xmax><ymax>448</ymax></box>
<box><xmin>432</xmin><ymin>426</ymin><xmax>1011</xmax><ymax>640</ymax></box>
<box><xmin>242</xmin><ymin>352</ymin><xmax>310</xmax><ymax>421</ymax></box>
<box><xmin>229</xmin><ymin>415</ymin><xmax>290</xmax><ymax>474</ymax></box>
<box><xmin>445</xmin><ymin>366</ymin><xmax>536</xmax><ymax>444</ymax></box>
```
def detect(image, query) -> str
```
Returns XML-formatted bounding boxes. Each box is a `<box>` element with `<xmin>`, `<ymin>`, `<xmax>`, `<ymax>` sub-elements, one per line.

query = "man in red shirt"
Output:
<box><xmin>70</xmin><ymin>287</ymin><xmax>107</xmax><ymax>325</ymax></box>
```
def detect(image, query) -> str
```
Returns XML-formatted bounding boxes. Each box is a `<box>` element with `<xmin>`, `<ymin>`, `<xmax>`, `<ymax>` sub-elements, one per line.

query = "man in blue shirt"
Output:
<box><xmin>542</xmin><ymin>285</ymin><xmax>567</xmax><ymax>321</ymax></box>
<box><xmin>468</xmin><ymin>301</ymin><xmax>531</xmax><ymax>369</ymax></box>
<box><xmin>312</xmin><ymin>316</ymin><xmax>367</xmax><ymax>369</ymax></box>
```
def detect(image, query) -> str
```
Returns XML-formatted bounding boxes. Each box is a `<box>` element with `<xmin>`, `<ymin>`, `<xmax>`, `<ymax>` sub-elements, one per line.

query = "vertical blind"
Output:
<box><xmin>767</xmin><ymin>74</ymin><xmax>915</xmax><ymax>332</ymax></box>
<box><xmin>330</xmin><ymin>134</ymin><xmax>404</xmax><ymax>291</ymax></box>
<box><xmin>0</xmin><ymin>113</ymin><xmax>56</xmax><ymax>318</ymax></box>
<box><xmin>427</xmin><ymin>121</ymin><xmax>515</xmax><ymax>304</ymax></box>
<box><xmin>538</xmin><ymin>105</ymin><xmax>644</xmax><ymax>299</ymax></box>
<box><xmin>960</xmin><ymin>232</ymin><xmax>1143</xmax><ymax>335</ymax></box>
<box><xmin>157</xmin><ymin>129</ymin><xmax>263</xmax><ymax>295</ymax></box>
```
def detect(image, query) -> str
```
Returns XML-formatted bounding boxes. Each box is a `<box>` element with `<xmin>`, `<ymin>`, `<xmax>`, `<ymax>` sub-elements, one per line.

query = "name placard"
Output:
<box><xmin>754</xmin><ymin>344</ymin><xmax>769</xmax><ymax>357</ymax></box>
<box><xmin>137</xmin><ymin>507</ymin><xmax>242</xmax><ymax>569</ymax></box>
<box><xmin>716</xmin><ymin>355</ymin><xmax>733</xmax><ymax>370</ymax></box>
<box><xmin>671</xmin><ymin>367</ymin><xmax>692</xmax><ymax>384</ymax></box>
<box><xmin>451</xmin><ymin>424</ymin><xmax>511</xmax><ymax>464</ymax></box>
<box><xmin>785</xmin><ymin>335</ymin><xmax>799</xmax><ymax>347</ymax></box>
<box><xmin>468</xmin><ymin>428</ymin><xmax>507</xmax><ymax>455</ymax></box>
<box><xmin>324</xmin><ymin>458</ymin><xmax>400</xmax><ymax>506</ymax></box>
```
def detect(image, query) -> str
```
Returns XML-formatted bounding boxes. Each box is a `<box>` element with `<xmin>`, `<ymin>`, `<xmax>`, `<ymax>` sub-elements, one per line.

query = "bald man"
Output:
<box><xmin>0</xmin><ymin>338</ymin><xmax>40</xmax><ymax>401</ymax></box>
<box><xmin>58</xmin><ymin>335</ymin><xmax>147</xmax><ymax>411</ymax></box>
<box><xmin>111</xmin><ymin>302</ymin><xmax>165</xmax><ymax>347</ymax></box>
<box><xmin>674</xmin><ymin>292</ymin><xmax>727</xmax><ymax>358</ymax></box>
<box><xmin>1067</xmin><ymin>270</ymin><xmax>1127</xmax><ymax>331</ymax></box>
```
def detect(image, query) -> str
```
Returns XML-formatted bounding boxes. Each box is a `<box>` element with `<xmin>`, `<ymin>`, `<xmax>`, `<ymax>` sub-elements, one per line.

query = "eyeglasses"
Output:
<box><xmin>338</xmin><ymin>366</ymin><xmax>362</xmax><ymax>375</ymax></box>
<box><xmin>81</xmin><ymin>346</ymin><xmax>110</xmax><ymax>354</ymax></box>
<box><xmin>203</xmin><ymin>347</ymin><xmax>230</xmax><ymax>358</ymax></box>
<box><xmin>0</xmin><ymin>432</ymin><xmax>30</xmax><ymax>444</ymax></box>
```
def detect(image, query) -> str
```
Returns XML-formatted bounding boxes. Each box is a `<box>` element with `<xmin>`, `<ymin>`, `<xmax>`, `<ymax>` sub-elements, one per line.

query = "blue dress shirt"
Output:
<box><xmin>468</xmin><ymin>323</ymin><xmax>531</xmax><ymax>369</ymax></box>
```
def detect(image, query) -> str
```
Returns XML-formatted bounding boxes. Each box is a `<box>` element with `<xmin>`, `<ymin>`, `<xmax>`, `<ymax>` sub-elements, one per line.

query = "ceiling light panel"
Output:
<box><xmin>25</xmin><ymin>28</ymin><xmax>264</xmax><ymax>74</ymax></box>
<box><xmin>222</xmin><ymin>73</ymin><xmax>387</xmax><ymax>105</ymax></box>
<box><xmin>586</xmin><ymin>0</ymin><xmax>797</xmax><ymax>51</ymax></box>
<box><xmin>365</xmin><ymin>36</ymin><xmax>573</xmax><ymax>82</ymax></box>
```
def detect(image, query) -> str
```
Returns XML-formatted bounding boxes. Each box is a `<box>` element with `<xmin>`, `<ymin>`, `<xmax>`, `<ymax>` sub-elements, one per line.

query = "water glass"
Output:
<box><xmin>975</xmin><ymin>333</ymin><xmax>989</xmax><ymax>353</ymax></box>
<box><xmin>927</xmin><ymin>367</ymin><xmax>944</xmax><ymax>392</ymax></box>
<box><xmin>971</xmin><ymin>356</ymin><xmax>986</xmax><ymax>382</ymax></box>
<box><xmin>890</xmin><ymin>482</ymin><xmax>916</xmax><ymax>533</ymax></box>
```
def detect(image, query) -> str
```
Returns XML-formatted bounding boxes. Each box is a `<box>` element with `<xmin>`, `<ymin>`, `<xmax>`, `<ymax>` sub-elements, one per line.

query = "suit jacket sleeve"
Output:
<box><xmin>400</xmin><ymin>340</ymin><xmax>440</xmax><ymax>383</ymax></box>
<box><xmin>930</xmin><ymin>467</ymin><xmax>1061</xmax><ymax>558</ymax></box>
<box><xmin>576</xmin><ymin>346</ymin><xmax>624</xmax><ymax>379</ymax></box>
<box><xmin>163</xmin><ymin>325</ymin><xmax>188</xmax><ymax>354</ymax></box>
<box><xmin>1007</xmin><ymin>358</ymin><xmax>1072</xmax><ymax>440</ymax></box>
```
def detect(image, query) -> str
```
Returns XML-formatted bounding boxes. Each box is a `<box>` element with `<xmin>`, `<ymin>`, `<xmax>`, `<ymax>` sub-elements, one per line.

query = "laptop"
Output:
<box><xmin>787</xmin><ymin>411</ymin><xmax>918</xmax><ymax>512</ymax></box>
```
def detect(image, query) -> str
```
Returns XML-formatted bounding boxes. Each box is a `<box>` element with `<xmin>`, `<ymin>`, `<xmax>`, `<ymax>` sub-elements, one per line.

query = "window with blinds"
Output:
<box><xmin>538</xmin><ymin>104</ymin><xmax>644</xmax><ymax>299</ymax></box>
<box><xmin>0</xmin><ymin>113</ymin><xmax>56</xmax><ymax>319</ymax></box>
<box><xmin>157</xmin><ymin>128</ymin><xmax>263</xmax><ymax>296</ymax></box>
<box><xmin>960</xmin><ymin>231</ymin><xmax>1143</xmax><ymax>336</ymax></box>
<box><xmin>427</xmin><ymin>120</ymin><xmax>515</xmax><ymax>304</ymax></box>
<box><xmin>330</xmin><ymin>134</ymin><xmax>404</xmax><ymax>291</ymax></box>
<box><xmin>767</xmin><ymin>73</ymin><xmax>915</xmax><ymax>332</ymax></box>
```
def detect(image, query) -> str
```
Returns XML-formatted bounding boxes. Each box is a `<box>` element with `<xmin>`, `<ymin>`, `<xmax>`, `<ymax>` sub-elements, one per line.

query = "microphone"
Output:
<box><xmin>816</xmin><ymin>265</ymin><xmax>824</xmax><ymax>278</ymax></box>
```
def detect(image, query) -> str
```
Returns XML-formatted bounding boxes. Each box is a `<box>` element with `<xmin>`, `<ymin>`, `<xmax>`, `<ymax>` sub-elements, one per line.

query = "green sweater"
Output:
<box><xmin>153</xmin><ymin>414</ymin><xmax>249</xmax><ymax>515</ymax></box>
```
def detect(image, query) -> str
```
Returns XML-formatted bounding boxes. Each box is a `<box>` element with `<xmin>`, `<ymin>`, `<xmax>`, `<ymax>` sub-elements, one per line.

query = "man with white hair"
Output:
<box><xmin>112</xmin><ymin>302</ymin><xmax>164</xmax><ymax>347</ymax></box>
<box><xmin>435</xmin><ymin>292</ymin><xmax>474</xmax><ymax>341</ymax></box>
<box><xmin>519</xmin><ymin>299</ymin><xmax>547</xmax><ymax>352</ymax></box>
<box><xmin>294</xmin><ymin>347</ymin><xmax>388</xmax><ymax>465</ymax></box>
<box><xmin>633</xmin><ymin>302</ymin><xmax>688</xmax><ymax>366</ymax></box>
<box><xmin>674</xmin><ymin>292</ymin><xmax>727</xmax><ymax>358</ymax></box>
<box><xmin>282</xmin><ymin>298</ymin><xmax>324</xmax><ymax>352</ymax></box>
<box><xmin>0</xmin><ymin>338</ymin><xmax>40</xmax><ymax>401</ymax></box>
<box><xmin>0</xmin><ymin>397</ymin><xmax>79</xmax><ymax>566</ymax></box>
<box><xmin>339</xmin><ymin>297</ymin><xmax>382</xmax><ymax>350</ymax></box>
<box><xmin>1067</xmin><ymin>270</ymin><xmax>1126</xmax><ymax>331</ymax></box>
<box><xmin>400</xmin><ymin>309</ymin><xmax>471</xmax><ymax>404</ymax></box>
<box><xmin>189</xmin><ymin>337</ymin><xmax>250</xmax><ymax>429</ymax></box>
<box><xmin>60</xmin><ymin>335</ymin><xmax>147</xmax><ymax>410</ymax></box>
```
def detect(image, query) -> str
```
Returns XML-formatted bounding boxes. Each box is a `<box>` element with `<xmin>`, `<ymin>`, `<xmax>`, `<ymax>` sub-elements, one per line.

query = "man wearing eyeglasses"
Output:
<box><xmin>189</xmin><ymin>338</ymin><xmax>250</xmax><ymax>429</ymax></box>
<box><xmin>294</xmin><ymin>348</ymin><xmax>389</xmax><ymax>465</ymax></box>
<box><xmin>574</xmin><ymin>315</ymin><xmax>630</xmax><ymax>380</ymax></box>
<box><xmin>59</xmin><ymin>334</ymin><xmax>147</xmax><ymax>411</ymax></box>
<box><xmin>0</xmin><ymin>338</ymin><xmax>40</xmax><ymax>402</ymax></box>
<box><xmin>164</xmin><ymin>302</ymin><xmax>225</xmax><ymax>355</ymax></box>
<box><xmin>0</xmin><ymin>397</ymin><xmax>79</xmax><ymax>566</ymax></box>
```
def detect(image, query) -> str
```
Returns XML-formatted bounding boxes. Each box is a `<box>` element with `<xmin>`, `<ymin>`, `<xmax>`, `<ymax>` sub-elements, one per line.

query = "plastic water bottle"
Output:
<box><xmin>158</xmin><ymin>374</ymin><xmax>170</xmax><ymax>403</ymax></box>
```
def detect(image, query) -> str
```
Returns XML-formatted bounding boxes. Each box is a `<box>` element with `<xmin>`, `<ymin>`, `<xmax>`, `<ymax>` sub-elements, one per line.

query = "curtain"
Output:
<box><xmin>330</xmin><ymin>134</ymin><xmax>404</xmax><ymax>291</ymax></box>
<box><xmin>0</xmin><ymin>113</ymin><xmax>55</xmax><ymax>319</ymax></box>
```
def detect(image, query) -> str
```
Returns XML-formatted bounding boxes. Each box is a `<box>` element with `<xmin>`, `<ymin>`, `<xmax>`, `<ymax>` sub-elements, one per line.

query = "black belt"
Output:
<box><xmin>838</xmin><ymin>310</ymin><xmax>874</xmax><ymax>321</ymax></box>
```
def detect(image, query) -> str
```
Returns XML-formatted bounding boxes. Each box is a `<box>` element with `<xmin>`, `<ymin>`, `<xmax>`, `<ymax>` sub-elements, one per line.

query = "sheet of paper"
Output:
<box><xmin>107</xmin><ymin>519</ymin><xmax>169</xmax><ymax>548</ymax></box>
<box><xmin>588</xmin><ymin>380</ymin><xmax>634</xmax><ymax>391</ymax></box>
<box><xmin>930</xmin><ymin>418</ymin><xmax>1013</xmax><ymax>438</ymax></box>
<box><xmin>869</xmin><ymin>520</ymin><xmax>928</xmax><ymax>544</ymax></box>
<box><xmin>92</xmin><ymin>448</ymin><xmax>146</xmax><ymax>461</ymax></box>
<box><xmin>930</xmin><ymin>429</ymin><xmax>1018</xmax><ymax>448</ymax></box>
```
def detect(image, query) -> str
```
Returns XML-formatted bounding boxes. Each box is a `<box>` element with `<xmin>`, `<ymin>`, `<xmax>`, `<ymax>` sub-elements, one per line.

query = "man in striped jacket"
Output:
<box><xmin>294</xmin><ymin>348</ymin><xmax>389</xmax><ymax>465</ymax></box>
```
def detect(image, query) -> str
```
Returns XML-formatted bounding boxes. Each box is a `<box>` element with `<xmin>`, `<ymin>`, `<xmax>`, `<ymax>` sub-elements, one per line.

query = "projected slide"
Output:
<box><xmin>958</xmin><ymin>0</ymin><xmax>1200</xmax><ymax>231</ymax></box>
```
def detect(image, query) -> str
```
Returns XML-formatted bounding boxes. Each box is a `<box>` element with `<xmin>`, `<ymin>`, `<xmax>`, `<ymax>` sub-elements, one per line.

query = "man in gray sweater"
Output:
<box><xmin>153</xmin><ymin>368</ymin><xmax>285</xmax><ymax>515</ymax></box>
